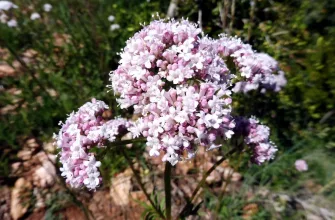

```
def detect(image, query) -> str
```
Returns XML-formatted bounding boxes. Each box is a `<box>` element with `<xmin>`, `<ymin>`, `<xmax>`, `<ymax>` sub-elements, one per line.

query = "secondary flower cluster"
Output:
<box><xmin>234</xmin><ymin>117</ymin><xmax>277</xmax><ymax>165</ymax></box>
<box><xmin>215</xmin><ymin>36</ymin><xmax>287</xmax><ymax>93</ymax></box>
<box><xmin>0</xmin><ymin>1</ymin><xmax>18</xmax><ymax>27</ymax></box>
<box><xmin>54</xmin><ymin>99</ymin><xmax>129</xmax><ymax>190</ymax></box>
<box><xmin>0</xmin><ymin>1</ymin><xmax>53</xmax><ymax>27</ymax></box>
<box><xmin>110</xmin><ymin>19</ymin><xmax>284</xmax><ymax>165</ymax></box>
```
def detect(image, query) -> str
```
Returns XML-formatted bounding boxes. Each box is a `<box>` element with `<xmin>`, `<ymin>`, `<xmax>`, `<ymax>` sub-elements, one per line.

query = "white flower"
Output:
<box><xmin>30</xmin><ymin>12</ymin><xmax>41</xmax><ymax>20</ymax></box>
<box><xmin>110</xmin><ymin>24</ymin><xmax>120</xmax><ymax>31</ymax></box>
<box><xmin>43</xmin><ymin>3</ymin><xmax>52</xmax><ymax>12</ymax></box>
<box><xmin>204</xmin><ymin>113</ymin><xmax>222</xmax><ymax>129</ymax></box>
<box><xmin>66</xmin><ymin>124</ymin><xmax>80</xmax><ymax>136</ymax></box>
<box><xmin>7</xmin><ymin>19</ymin><xmax>17</xmax><ymax>27</ymax></box>
<box><xmin>0</xmin><ymin>1</ymin><xmax>18</xmax><ymax>11</ymax></box>
<box><xmin>108</xmin><ymin>15</ymin><xmax>115</xmax><ymax>22</ymax></box>
<box><xmin>225</xmin><ymin>130</ymin><xmax>234</xmax><ymax>139</ymax></box>
<box><xmin>87</xmin><ymin>128</ymin><xmax>103</xmax><ymax>142</ymax></box>
<box><xmin>83</xmin><ymin>171</ymin><xmax>100</xmax><ymax>190</ymax></box>
<box><xmin>84</xmin><ymin>156</ymin><xmax>102</xmax><ymax>172</ymax></box>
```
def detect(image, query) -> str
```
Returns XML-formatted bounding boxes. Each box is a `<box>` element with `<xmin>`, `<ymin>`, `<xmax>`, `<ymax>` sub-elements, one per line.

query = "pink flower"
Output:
<box><xmin>54</xmin><ymin>99</ymin><xmax>131</xmax><ymax>190</ymax></box>
<box><xmin>295</xmin><ymin>159</ymin><xmax>308</xmax><ymax>172</ymax></box>
<box><xmin>109</xmin><ymin>19</ymin><xmax>284</xmax><ymax>165</ymax></box>
<box><xmin>234</xmin><ymin>117</ymin><xmax>277</xmax><ymax>165</ymax></box>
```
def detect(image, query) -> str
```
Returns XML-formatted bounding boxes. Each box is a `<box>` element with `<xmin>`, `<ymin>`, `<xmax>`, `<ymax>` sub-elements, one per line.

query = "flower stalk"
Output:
<box><xmin>164</xmin><ymin>162</ymin><xmax>172</xmax><ymax>220</ymax></box>
<box><xmin>120</xmin><ymin>147</ymin><xmax>166</xmax><ymax>220</ymax></box>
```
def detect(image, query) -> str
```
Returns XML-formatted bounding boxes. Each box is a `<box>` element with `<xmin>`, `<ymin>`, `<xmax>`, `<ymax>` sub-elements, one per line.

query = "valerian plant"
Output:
<box><xmin>54</xmin><ymin>19</ymin><xmax>286</xmax><ymax>219</ymax></box>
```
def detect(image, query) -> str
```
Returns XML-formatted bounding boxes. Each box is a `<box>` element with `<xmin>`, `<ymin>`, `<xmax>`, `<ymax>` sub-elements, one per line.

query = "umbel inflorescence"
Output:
<box><xmin>54</xmin><ymin>19</ymin><xmax>286</xmax><ymax>190</ymax></box>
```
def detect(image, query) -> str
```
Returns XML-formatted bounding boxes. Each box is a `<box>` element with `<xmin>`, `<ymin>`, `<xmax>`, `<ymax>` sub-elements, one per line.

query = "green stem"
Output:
<box><xmin>178</xmin><ymin>147</ymin><xmax>237</xmax><ymax>218</ymax></box>
<box><xmin>164</xmin><ymin>162</ymin><xmax>172</xmax><ymax>220</ymax></box>
<box><xmin>1</xmin><ymin>40</ymin><xmax>53</xmax><ymax>100</ymax></box>
<box><xmin>109</xmin><ymin>137</ymin><xmax>146</xmax><ymax>147</ymax></box>
<box><xmin>120</xmin><ymin>147</ymin><xmax>165</xmax><ymax>220</ymax></box>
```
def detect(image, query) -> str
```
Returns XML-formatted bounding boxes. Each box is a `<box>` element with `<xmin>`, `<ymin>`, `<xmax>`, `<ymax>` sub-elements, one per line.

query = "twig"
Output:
<box><xmin>167</xmin><ymin>0</ymin><xmax>179</xmax><ymax>18</ymax></box>
<box><xmin>219</xmin><ymin>0</ymin><xmax>229</xmax><ymax>32</ymax></box>
<box><xmin>165</xmin><ymin>162</ymin><xmax>172</xmax><ymax>220</ymax></box>
<box><xmin>229</xmin><ymin>0</ymin><xmax>236</xmax><ymax>33</ymax></box>
<box><xmin>247</xmin><ymin>0</ymin><xmax>256</xmax><ymax>42</ymax></box>
<box><xmin>197</xmin><ymin>0</ymin><xmax>203</xmax><ymax>33</ymax></box>
<box><xmin>1</xmin><ymin>40</ymin><xmax>53</xmax><ymax>100</ymax></box>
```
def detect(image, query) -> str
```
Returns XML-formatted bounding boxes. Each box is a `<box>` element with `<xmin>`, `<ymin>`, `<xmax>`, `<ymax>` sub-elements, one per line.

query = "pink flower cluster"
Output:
<box><xmin>110</xmin><ymin>19</ymin><xmax>283</xmax><ymax>165</ymax></box>
<box><xmin>234</xmin><ymin>117</ymin><xmax>277</xmax><ymax>164</ymax></box>
<box><xmin>111</xmin><ymin>20</ymin><xmax>237</xmax><ymax>165</ymax></box>
<box><xmin>295</xmin><ymin>159</ymin><xmax>308</xmax><ymax>172</ymax></box>
<box><xmin>215</xmin><ymin>36</ymin><xmax>287</xmax><ymax>93</ymax></box>
<box><xmin>54</xmin><ymin>99</ymin><xmax>130</xmax><ymax>189</ymax></box>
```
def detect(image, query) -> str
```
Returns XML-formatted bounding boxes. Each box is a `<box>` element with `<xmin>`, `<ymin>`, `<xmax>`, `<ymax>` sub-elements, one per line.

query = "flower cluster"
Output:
<box><xmin>108</xmin><ymin>14</ymin><xmax>120</xmax><ymax>31</ymax></box>
<box><xmin>55</xmin><ymin>19</ymin><xmax>285</xmax><ymax>190</ymax></box>
<box><xmin>0</xmin><ymin>1</ymin><xmax>18</xmax><ymax>27</ymax></box>
<box><xmin>214</xmin><ymin>36</ymin><xmax>287</xmax><ymax>93</ymax></box>
<box><xmin>234</xmin><ymin>117</ymin><xmax>277</xmax><ymax>164</ymax></box>
<box><xmin>54</xmin><ymin>99</ymin><xmax>130</xmax><ymax>189</ymax></box>
<box><xmin>111</xmin><ymin>19</ymin><xmax>243</xmax><ymax>165</ymax></box>
<box><xmin>295</xmin><ymin>159</ymin><xmax>308</xmax><ymax>172</ymax></box>
<box><xmin>43</xmin><ymin>3</ymin><xmax>52</xmax><ymax>12</ymax></box>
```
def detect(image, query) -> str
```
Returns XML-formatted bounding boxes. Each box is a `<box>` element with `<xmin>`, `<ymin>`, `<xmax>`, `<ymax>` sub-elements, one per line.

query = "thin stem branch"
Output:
<box><xmin>109</xmin><ymin>137</ymin><xmax>146</xmax><ymax>147</ymax></box>
<box><xmin>1</xmin><ymin>40</ymin><xmax>52</xmax><ymax>99</ymax></box>
<box><xmin>229</xmin><ymin>0</ymin><xmax>236</xmax><ymax>33</ymax></box>
<box><xmin>164</xmin><ymin>162</ymin><xmax>172</xmax><ymax>220</ymax></box>
<box><xmin>167</xmin><ymin>0</ymin><xmax>179</xmax><ymax>18</ymax></box>
<box><xmin>248</xmin><ymin>0</ymin><xmax>256</xmax><ymax>42</ymax></box>
<box><xmin>120</xmin><ymin>147</ymin><xmax>166</xmax><ymax>220</ymax></box>
<box><xmin>178</xmin><ymin>147</ymin><xmax>237</xmax><ymax>218</ymax></box>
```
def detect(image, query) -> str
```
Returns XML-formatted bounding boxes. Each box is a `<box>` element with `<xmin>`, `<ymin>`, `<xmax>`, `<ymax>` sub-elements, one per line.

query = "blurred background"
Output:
<box><xmin>0</xmin><ymin>0</ymin><xmax>334</xmax><ymax>219</ymax></box>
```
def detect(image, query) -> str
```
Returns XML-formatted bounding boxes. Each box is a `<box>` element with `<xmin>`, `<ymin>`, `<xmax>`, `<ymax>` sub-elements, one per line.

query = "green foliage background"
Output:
<box><xmin>1</xmin><ymin>0</ymin><xmax>334</xmax><ymax>218</ymax></box>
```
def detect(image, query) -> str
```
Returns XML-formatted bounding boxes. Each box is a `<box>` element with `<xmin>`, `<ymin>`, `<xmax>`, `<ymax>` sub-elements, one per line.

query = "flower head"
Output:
<box><xmin>110</xmin><ymin>19</ymin><xmax>236</xmax><ymax>165</ymax></box>
<box><xmin>108</xmin><ymin>15</ymin><xmax>115</xmax><ymax>22</ymax></box>
<box><xmin>7</xmin><ymin>18</ymin><xmax>17</xmax><ymax>27</ymax></box>
<box><xmin>110</xmin><ymin>24</ymin><xmax>120</xmax><ymax>31</ymax></box>
<box><xmin>30</xmin><ymin>12</ymin><xmax>41</xmax><ymax>20</ymax></box>
<box><xmin>234</xmin><ymin>117</ymin><xmax>277</xmax><ymax>165</ymax></box>
<box><xmin>54</xmin><ymin>99</ymin><xmax>130</xmax><ymax>190</ymax></box>
<box><xmin>0</xmin><ymin>1</ymin><xmax>18</xmax><ymax>11</ymax></box>
<box><xmin>43</xmin><ymin>3</ymin><xmax>52</xmax><ymax>12</ymax></box>
<box><xmin>295</xmin><ymin>159</ymin><xmax>308</xmax><ymax>172</ymax></box>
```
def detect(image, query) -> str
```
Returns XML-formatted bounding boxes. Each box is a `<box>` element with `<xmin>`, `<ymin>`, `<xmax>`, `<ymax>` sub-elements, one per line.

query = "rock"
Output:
<box><xmin>0</xmin><ymin>48</ymin><xmax>10</xmax><ymax>60</ymax></box>
<box><xmin>223</xmin><ymin>167</ymin><xmax>234</xmax><ymax>180</ymax></box>
<box><xmin>24</xmin><ymin>138</ymin><xmax>40</xmax><ymax>150</ymax></box>
<box><xmin>46</xmin><ymin>89</ymin><xmax>57</xmax><ymax>97</ymax></box>
<box><xmin>32</xmin><ymin>160</ymin><xmax>56</xmax><ymax>188</ymax></box>
<box><xmin>62</xmin><ymin>206</ymin><xmax>86</xmax><ymax>220</ymax></box>
<box><xmin>10</xmin><ymin>178</ymin><xmax>32</xmax><ymax>220</ymax></box>
<box><xmin>242</xmin><ymin>203</ymin><xmax>259</xmax><ymax>219</ymax></box>
<box><xmin>22</xmin><ymin>49</ymin><xmax>38</xmax><ymax>58</ymax></box>
<box><xmin>0</xmin><ymin>64</ymin><xmax>15</xmax><ymax>77</ymax></box>
<box><xmin>206</xmin><ymin>170</ymin><xmax>221</xmax><ymax>184</ymax></box>
<box><xmin>17</xmin><ymin>149</ymin><xmax>32</xmax><ymax>161</ymax></box>
<box><xmin>110</xmin><ymin>168</ymin><xmax>132</xmax><ymax>206</ymax></box>
<box><xmin>231</xmin><ymin>172</ymin><xmax>242</xmax><ymax>182</ymax></box>
<box><xmin>53</xmin><ymin>33</ymin><xmax>71</xmax><ymax>47</ymax></box>
<box><xmin>43</xmin><ymin>141</ymin><xmax>56</xmax><ymax>153</ymax></box>
<box><xmin>11</xmin><ymin>162</ymin><xmax>22</xmax><ymax>175</ymax></box>
<box><xmin>0</xmin><ymin>187</ymin><xmax>11</xmax><ymax>220</ymax></box>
